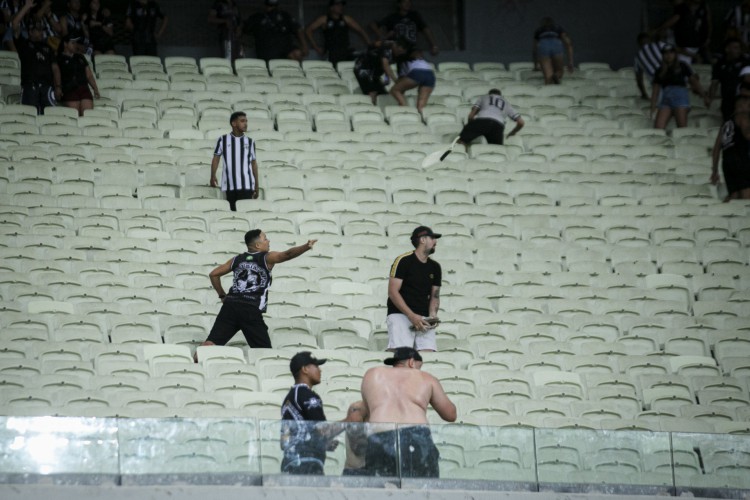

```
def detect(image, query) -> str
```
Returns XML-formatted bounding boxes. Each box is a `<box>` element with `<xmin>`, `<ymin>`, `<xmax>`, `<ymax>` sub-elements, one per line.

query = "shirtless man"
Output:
<box><xmin>342</xmin><ymin>400</ymin><xmax>368</xmax><ymax>475</ymax></box>
<box><xmin>360</xmin><ymin>347</ymin><xmax>456</xmax><ymax>478</ymax></box>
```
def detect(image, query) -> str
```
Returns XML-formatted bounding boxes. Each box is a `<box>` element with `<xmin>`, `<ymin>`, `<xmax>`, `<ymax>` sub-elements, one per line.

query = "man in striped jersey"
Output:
<box><xmin>210</xmin><ymin>111</ymin><xmax>259</xmax><ymax>211</ymax></box>
<box><xmin>386</xmin><ymin>226</ymin><xmax>442</xmax><ymax>352</ymax></box>
<box><xmin>635</xmin><ymin>32</ymin><xmax>665</xmax><ymax>100</ymax></box>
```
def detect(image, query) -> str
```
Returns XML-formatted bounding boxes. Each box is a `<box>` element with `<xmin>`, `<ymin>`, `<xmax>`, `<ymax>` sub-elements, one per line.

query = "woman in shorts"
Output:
<box><xmin>389</xmin><ymin>37</ymin><xmax>435</xmax><ymax>114</ymax></box>
<box><xmin>57</xmin><ymin>34</ymin><xmax>100</xmax><ymax>116</ymax></box>
<box><xmin>650</xmin><ymin>43</ymin><xmax>708</xmax><ymax>129</ymax></box>
<box><xmin>532</xmin><ymin>17</ymin><xmax>574</xmax><ymax>85</ymax></box>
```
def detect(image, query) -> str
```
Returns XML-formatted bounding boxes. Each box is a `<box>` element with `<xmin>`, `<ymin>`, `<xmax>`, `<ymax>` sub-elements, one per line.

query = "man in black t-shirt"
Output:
<box><xmin>370</xmin><ymin>0</ymin><xmax>438</xmax><ymax>55</ymax></box>
<box><xmin>12</xmin><ymin>0</ymin><xmax>61</xmax><ymax>115</ymax></box>
<box><xmin>386</xmin><ymin>226</ymin><xmax>442</xmax><ymax>352</ymax></box>
<box><xmin>195</xmin><ymin>230</ymin><xmax>316</xmax><ymax>361</ymax></box>
<box><xmin>281</xmin><ymin>351</ymin><xmax>358</xmax><ymax>475</ymax></box>
<box><xmin>245</xmin><ymin>0</ymin><xmax>307</xmax><ymax>62</ymax></box>
<box><xmin>125</xmin><ymin>0</ymin><xmax>167</xmax><ymax>56</ymax></box>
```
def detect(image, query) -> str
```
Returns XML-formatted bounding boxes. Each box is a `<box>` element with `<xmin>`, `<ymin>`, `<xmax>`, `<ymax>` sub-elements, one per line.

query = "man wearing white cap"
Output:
<box><xmin>386</xmin><ymin>226</ymin><xmax>442</xmax><ymax>352</ymax></box>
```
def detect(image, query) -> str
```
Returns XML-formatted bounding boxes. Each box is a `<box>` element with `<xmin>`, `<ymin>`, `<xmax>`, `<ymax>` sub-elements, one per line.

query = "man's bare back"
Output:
<box><xmin>361</xmin><ymin>349</ymin><xmax>456</xmax><ymax>426</ymax></box>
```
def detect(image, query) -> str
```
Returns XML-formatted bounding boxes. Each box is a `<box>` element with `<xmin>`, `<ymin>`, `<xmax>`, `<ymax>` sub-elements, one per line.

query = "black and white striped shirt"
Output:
<box><xmin>213</xmin><ymin>133</ymin><xmax>257</xmax><ymax>192</ymax></box>
<box><xmin>635</xmin><ymin>41</ymin><xmax>666</xmax><ymax>80</ymax></box>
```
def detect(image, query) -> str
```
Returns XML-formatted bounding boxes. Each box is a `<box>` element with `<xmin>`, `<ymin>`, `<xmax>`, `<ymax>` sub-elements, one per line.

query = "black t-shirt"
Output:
<box><xmin>387</xmin><ymin>251</ymin><xmax>441</xmax><ymax>316</ymax></box>
<box><xmin>245</xmin><ymin>9</ymin><xmax>300</xmax><ymax>59</ymax></box>
<box><xmin>280</xmin><ymin>384</ymin><xmax>327</xmax><ymax>466</ymax></box>
<box><xmin>126</xmin><ymin>0</ymin><xmax>165</xmax><ymax>44</ymax></box>
<box><xmin>712</xmin><ymin>54</ymin><xmax>750</xmax><ymax>100</ymax></box>
<box><xmin>673</xmin><ymin>2</ymin><xmax>709</xmax><ymax>47</ymax></box>
<box><xmin>58</xmin><ymin>53</ymin><xmax>89</xmax><ymax>93</ymax></box>
<box><xmin>323</xmin><ymin>14</ymin><xmax>350</xmax><ymax>52</ymax></box>
<box><xmin>354</xmin><ymin>45</ymin><xmax>392</xmax><ymax>75</ymax></box>
<box><xmin>212</xmin><ymin>0</ymin><xmax>241</xmax><ymax>38</ymax></box>
<box><xmin>377</xmin><ymin>10</ymin><xmax>426</xmax><ymax>45</ymax></box>
<box><xmin>14</xmin><ymin>36</ymin><xmax>56</xmax><ymax>86</ymax></box>
<box><xmin>225</xmin><ymin>251</ymin><xmax>272</xmax><ymax>312</ymax></box>
<box><xmin>653</xmin><ymin>61</ymin><xmax>693</xmax><ymax>88</ymax></box>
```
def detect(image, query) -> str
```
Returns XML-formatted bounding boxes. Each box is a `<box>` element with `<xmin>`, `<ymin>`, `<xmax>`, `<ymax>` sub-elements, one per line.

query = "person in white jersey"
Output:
<box><xmin>457</xmin><ymin>88</ymin><xmax>525</xmax><ymax>150</ymax></box>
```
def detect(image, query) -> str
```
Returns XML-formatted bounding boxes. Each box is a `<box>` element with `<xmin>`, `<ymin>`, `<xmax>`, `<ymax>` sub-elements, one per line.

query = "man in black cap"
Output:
<box><xmin>280</xmin><ymin>351</ymin><xmax>350</xmax><ymax>475</ymax></box>
<box><xmin>360</xmin><ymin>347</ymin><xmax>456</xmax><ymax>478</ymax></box>
<box><xmin>244</xmin><ymin>0</ymin><xmax>307</xmax><ymax>62</ymax></box>
<box><xmin>386</xmin><ymin>225</ymin><xmax>442</xmax><ymax>352</ymax></box>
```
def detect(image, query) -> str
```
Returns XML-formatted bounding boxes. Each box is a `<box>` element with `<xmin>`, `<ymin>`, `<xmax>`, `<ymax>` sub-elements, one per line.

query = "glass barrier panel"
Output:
<box><xmin>433</xmin><ymin>423</ymin><xmax>536</xmax><ymax>487</ymax></box>
<box><xmin>0</xmin><ymin>416</ymin><xmax>118</xmax><ymax>483</ymax></box>
<box><xmin>673</xmin><ymin>432</ymin><xmax>750</xmax><ymax>496</ymax></box>
<box><xmin>536</xmin><ymin>427</ymin><xmax>673</xmax><ymax>495</ymax></box>
<box><xmin>118</xmin><ymin>417</ymin><xmax>259</xmax><ymax>484</ymax></box>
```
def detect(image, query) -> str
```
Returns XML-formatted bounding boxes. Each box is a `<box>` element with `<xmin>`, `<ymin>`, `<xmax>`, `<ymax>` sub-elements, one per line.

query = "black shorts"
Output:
<box><xmin>225</xmin><ymin>189</ymin><xmax>255</xmax><ymax>211</ymax></box>
<box><xmin>355</xmin><ymin>71</ymin><xmax>386</xmax><ymax>96</ymax></box>
<box><xmin>207</xmin><ymin>300</ymin><xmax>271</xmax><ymax>348</ymax></box>
<box><xmin>459</xmin><ymin>118</ymin><xmax>505</xmax><ymax>145</ymax></box>
<box><xmin>365</xmin><ymin>426</ymin><xmax>440</xmax><ymax>478</ymax></box>
<box><xmin>21</xmin><ymin>83</ymin><xmax>56</xmax><ymax>115</ymax></box>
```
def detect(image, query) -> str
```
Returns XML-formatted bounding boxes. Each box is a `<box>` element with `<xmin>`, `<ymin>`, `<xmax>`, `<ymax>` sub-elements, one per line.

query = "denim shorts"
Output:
<box><xmin>537</xmin><ymin>38</ymin><xmax>564</xmax><ymax>58</ymax></box>
<box><xmin>405</xmin><ymin>69</ymin><xmax>436</xmax><ymax>88</ymax></box>
<box><xmin>658</xmin><ymin>85</ymin><xmax>690</xmax><ymax>109</ymax></box>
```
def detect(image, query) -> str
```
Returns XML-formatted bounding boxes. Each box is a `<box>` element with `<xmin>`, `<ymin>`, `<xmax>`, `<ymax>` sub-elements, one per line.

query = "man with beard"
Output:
<box><xmin>385</xmin><ymin>226</ymin><xmax>442</xmax><ymax>352</ymax></box>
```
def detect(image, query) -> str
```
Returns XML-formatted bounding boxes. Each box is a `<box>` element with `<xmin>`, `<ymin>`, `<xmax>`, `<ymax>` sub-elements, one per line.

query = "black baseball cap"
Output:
<box><xmin>290</xmin><ymin>351</ymin><xmax>327</xmax><ymax>375</ymax></box>
<box><xmin>661</xmin><ymin>43</ymin><xmax>676</xmax><ymax>53</ymax></box>
<box><xmin>330</xmin><ymin>0</ymin><xmax>346</xmax><ymax>5</ymax></box>
<box><xmin>265</xmin><ymin>0</ymin><xmax>278</xmax><ymax>5</ymax></box>
<box><xmin>384</xmin><ymin>347</ymin><xmax>423</xmax><ymax>366</ymax></box>
<box><xmin>410</xmin><ymin>226</ymin><xmax>442</xmax><ymax>246</ymax></box>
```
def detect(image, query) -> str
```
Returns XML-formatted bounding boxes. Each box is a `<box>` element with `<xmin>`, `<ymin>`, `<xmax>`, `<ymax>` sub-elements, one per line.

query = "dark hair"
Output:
<box><xmin>489</xmin><ymin>88</ymin><xmax>501</xmax><ymax>96</ymax></box>
<box><xmin>244</xmin><ymin>229</ymin><xmax>262</xmax><ymax>246</ymax></box>
<box><xmin>637</xmin><ymin>32</ymin><xmax>650</xmax><ymax>44</ymax></box>
<box><xmin>229</xmin><ymin>111</ymin><xmax>246</xmax><ymax>125</ymax></box>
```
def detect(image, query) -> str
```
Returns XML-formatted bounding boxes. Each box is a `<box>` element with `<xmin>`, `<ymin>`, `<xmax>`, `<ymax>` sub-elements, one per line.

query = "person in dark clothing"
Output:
<box><xmin>82</xmin><ymin>0</ymin><xmax>115</xmax><ymax>55</ymax></box>
<box><xmin>353</xmin><ymin>40</ymin><xmax>398</xmax><ymax>103</ymax></box>
<box><xmin>57</xmin><ymin>33</ymin><xmax>99</xmax><ymax>116</ymax></box>
<box><xmin>657</xmin><ymin>0</ymin><xmax>712</xmax><ymax>64</ymax></box>
<box><xmin>244</xmin><ymin>0</ymin><xmax>307</xmax><ymax>62</ymax></box>
<box><xmin>281</xmin><ymin>352</ymin><xmax>334</xmax><ymax>475</ymax></box>
<box><xmin>124</xmin><ymin>0</ymin><xmax>167</xmax><ymax>56</ymax></box>
<box><xmin>12</xmin><ymin>0</ymin><xmax>61</xmax><ymax>114</ymax></box>
<box><xmin>712</xmin><ymin>96</ymin><xmax>750</xmax><ymax>200</ymax></box>
<box><xmin>305</xmin><ymin>0</ymin><xmax>370</xmax><ymax>67</ymax></box>
<box><xmin>208</xmin><ymin>0</ymin><xmax>242</xmax><ymax>62</ymax></box>
<box><xmin>195</xmin><ymin>230</ymin><xmax>317</xmax><ymax>360</ymax></box>
<box><xmin>370</xmin><ymin>0</ymin><xmax>438</xmax><ymax>55</ymax></box>
<box><xmin>709</xmin><ymin>37</ymin><xmax>750</xmax><ymax>121</ymax></box>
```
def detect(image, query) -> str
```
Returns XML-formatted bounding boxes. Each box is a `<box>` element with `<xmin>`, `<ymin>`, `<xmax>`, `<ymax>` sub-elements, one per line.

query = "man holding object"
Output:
<box><xmin>386</xmin><ymin>226</ymin><xmax>442</xmax><ymax>352</ymax></box>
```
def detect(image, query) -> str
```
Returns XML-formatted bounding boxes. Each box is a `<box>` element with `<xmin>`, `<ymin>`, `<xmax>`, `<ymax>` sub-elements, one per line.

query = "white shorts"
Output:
<box><xmin>386</xmin><ymin>313</ymin><xmax>436</xmax><ymax>351</ymax></box>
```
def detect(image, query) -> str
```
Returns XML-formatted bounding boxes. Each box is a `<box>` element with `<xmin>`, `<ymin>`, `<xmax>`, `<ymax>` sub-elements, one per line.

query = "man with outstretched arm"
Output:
<box><xmin>195</xmin><ymin>230</ymin><xmax>316</xmax><ymax>361</ymax></box>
